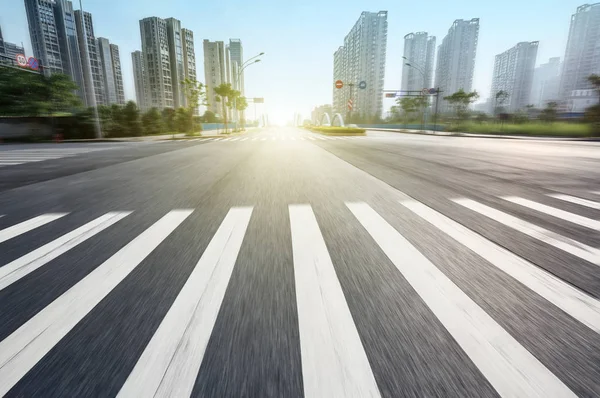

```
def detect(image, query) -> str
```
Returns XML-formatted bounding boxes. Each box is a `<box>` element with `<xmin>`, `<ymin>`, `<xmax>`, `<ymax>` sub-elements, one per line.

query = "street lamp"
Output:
<box><xmin>234</xmin><ymin>53</ymin><xmax>263</xmax><ymax>129</ymax></box>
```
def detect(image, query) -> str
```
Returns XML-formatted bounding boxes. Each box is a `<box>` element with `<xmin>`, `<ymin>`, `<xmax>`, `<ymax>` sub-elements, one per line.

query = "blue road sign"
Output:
<box><xmin>358</xmin><ymin>81</ymin><xmax>367</xmax><ymax>89</ymax></box>
<box><xmin>428</xmin><ymin>88</ymin><xmax>438</xmax><ymax>94</ymax></box>
<box><xmin>27</xmin><ymin>57</ymin><xmax>39</xmax><ymax>71</ymax></box>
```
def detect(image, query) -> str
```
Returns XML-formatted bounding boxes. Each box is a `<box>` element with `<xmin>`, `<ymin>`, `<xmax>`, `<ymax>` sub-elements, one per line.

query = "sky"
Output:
<box><xmin>0</xmin><ymin>0</ymin><xmax>585</xmax><ymax>124</ymax></box>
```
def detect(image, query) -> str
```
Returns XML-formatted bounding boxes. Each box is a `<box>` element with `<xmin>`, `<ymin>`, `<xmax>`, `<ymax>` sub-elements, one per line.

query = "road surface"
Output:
<box><xmin>1</xmin><ymin>127</ymin><xmax>600</xmax><ymax>397</ymax></box>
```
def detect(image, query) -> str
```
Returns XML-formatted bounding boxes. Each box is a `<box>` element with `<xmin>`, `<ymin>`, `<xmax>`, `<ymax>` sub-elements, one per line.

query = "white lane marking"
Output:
<box><xmin>230</xmin><ymin>138</ymin><xmax>241</xmax><ymax>142</ymax></box>
<box><xmin>454</xmin><ymin>198</ymin><xmax>600</xmax><ymax>265</ymax></box>
<box><xmin>548</xmin><ymin>194</ymin><xmax>600</xmax><ymax>210</ymax></box>
<box><xmin>347</xmin><ymin>202</ymin><xmax>576</xmax><ymax>398</ymax></box>
<box><xmin>289</xmin><ymin>204</ymin><xmax>381</xmax><ymax>398</ymax></box>
<box><xmin>118</xmin><ymin>207</ymin><xmax>252</xmax><ymax>397</ymax></box>
<box><xmin>221</xmin><ymin>138</ymin><xmax>232</xmax><ymax>141</ymax></box>
<box><xmin>0</xmin><ymin>210</ymin><xmax>193</xmax><ymax>396</ymax></box>
<box><xmin>402</xmin><ymin>200</ymin><xmax>600</xmax><ymax>333</ymax></box>
<box><xmin>0</xmin><ymin>213</ymin><xmax>67</xmax><ymax>244</ymax></box>
<box><xmin>0</xmin><ymin>212</ymin><xmax>131</xmax><ymax>292</ymax></box>
<box><xmin>307</xmin><ymin>137</ymin><xmax>316</xmax><ymax>141</ymax></box>
<box><xmin>0</xmin><ymin>162</ymin><xmax>25</xmax><ymax>166</ymax></box>
<box><xmin>503</xmin><ymin>196</ymin><xmax>600</xmax><ymax>231</ymax></box>
<box><xmin>299</xmin><ymin>137</ymin><xmax>306</xmax><ymax>141</ymax></box>
<box><xmin>240</xmin><ymin>137</ymin><xmax>248</xmax><ymax>141</ymax></box>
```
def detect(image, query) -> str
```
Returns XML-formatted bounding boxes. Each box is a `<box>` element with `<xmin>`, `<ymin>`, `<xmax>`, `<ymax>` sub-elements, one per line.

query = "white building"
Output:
<box><xmin>131</xmin><ymin>50</ymin><xmax>147</xmax><ymax>110</ymax></box>
<box><xmin>97</xmin><ymin>38</ymin><xmax>117</xmax><ymax>104</ymax></box>
<box><xmin>530</xmin><ymin>57</ymin><xmax>561</xmax><ymax>108</ymax></box>
<box><xmin>75</xmin><ymin>10</ymin><xmax>105</xmax><ymax>106</ymax></box>
<box><xmin>110</xmin><ymin>44</ymin><xmax>125</xmax><ymax>104</ymax></box>
<box><xmin>559</xmin><ymin>3</ymin><xmax>600</xmax><ymax>101</ymax></box>
<box><xmin>434</xmin><ymin>18</ymin><xmax>480</xmax><ymax>113</ymax></box>
<box><xmin>490</xmin><ymin>41</ymin><xmax>538</xmax><ymax>113</ymax></box>
<box><xmin>139</xmin><ymin>17</ymin><xmax>173</xmax><ymax>109</ymax></box>
<box><xmin>332</xmin><ymin>11</ymin><xmax>388</xmax><ymax>120</ymax></box>
<box><xmin>401</xmin><ymin>32</ymin><xmax>436</xmax><ymax>92</ymax></box>
<box><xmin>566</xmin><ymin>89</ymin><xmax>599</xmax><ymax>112</ymax></box>
<box><xmin>182</xmin><ymin>29</ymin><xmax>196</xmax><ymax>84</ymax></box>
<box><xmin>165</xmin><ymin>18</ymin><xmax>186</xmax><ymax>109</ymax></box>
<box><xmin>203</xmin><ymin>40</ymin><xmax>229</xmax><ymax>115</ymax></box>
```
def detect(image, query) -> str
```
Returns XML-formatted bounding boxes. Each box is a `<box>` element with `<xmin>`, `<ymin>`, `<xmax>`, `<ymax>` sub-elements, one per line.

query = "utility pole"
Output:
<box><xmin>433</xmin><ymin>88</ymin><xmax>440</xmax><ymax>134</ymax></box>
<box><xmin>347</xmin><ymin>82</ymin><xmax>355</xmax><ymax>124</ymax></box>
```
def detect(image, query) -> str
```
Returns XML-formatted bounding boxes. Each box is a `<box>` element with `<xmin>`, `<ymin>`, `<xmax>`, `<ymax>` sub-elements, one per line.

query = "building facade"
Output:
<box><xmin>401</xmin><ymin>32</ymin><xmax>436</xmax><ymax>92</ymax></box>
<box><xmin>434</xmin><ymin>18</ymin><xmax>480</xmax><ymax>113</ymax></box>
<box><xmin>331</xmin><ymin>11</ymin><xmax>388</xmax><ymax>120</ymax></box>
<box><xmin>131</xmin><ymin>50</ymin><xmax>147</xmax><ymax>110</ymax></box>
<box><xmin>140</xmin><ymin>17</ymin><xmax>173</xmax><ymax>109</ymax></box>
<box><xmin>530</xmin><ymin>57</ymin><xmax>561</xmax><ymax>108</ymax></box>
<box><xmin>203</xmin><ymin>40</ymin><xmax>229</xmax><ymax>115</ymax></box>
<box><xmin>559</xmin><ymin>3</ymin><xmax>600</xmax><ymax>101</ymax></box>
<box><xmin>182</xmin><ymin>29</ymin><xmax>196</xmax><ymax>83</ymax></box>
<box><xmin>54</xmin><ymin>0</ymin><xmax>85</xmax><ymax>99</ymax></box>
<box><xmin>0</xmin><ymin>26</ymin><xmax>25</xmax><ymax>61</ymax></box>
<box><xmin>490</xmin><ymin>41</ymin><xmax>538</xmax><ymax>113</ymax></box>
<box><xmin>566</xmin><ymin>88</ymin><xmax>599</xmax><ymax>112</ymax></box>
<box><xmin>110</xmin><ymin>44</ymin><xmax>125</xmax><ymax>104</ymax></box>
<box><xmin>165</xmin><ymin>18</ymin><xmax>186</xmax><ymax>108</ymax></box>
<box><xmin>24</xmin><ymin>0</ymin><xmax>63</xmax><ymax>75</ymax></box>
<box><xmin>75</xmin><ymin>10</ymin><xmax>105</xmax><ymax>106</ymax></box>
<box><xmin>97</xmin><ymin>37</ymin><xmax>117</xmax><ymax>104</ymax></box>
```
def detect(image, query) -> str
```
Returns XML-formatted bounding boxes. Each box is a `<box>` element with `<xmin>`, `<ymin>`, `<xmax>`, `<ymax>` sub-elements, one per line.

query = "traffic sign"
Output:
<box><xmin>422</xmin><ymin>88</ymin><xmax>429</xmax><ymax>95</ymax></box>
<box><xmin>27</xmin><ymin>57</ymin><xmax>39</xmax><ymax>71</ymax></box>
<box><xmin>428</xmin><ymin>88</ymin><xmax>438</xmax><ymax>95</ymax></box>
<box><xmin>335</xmin><ymin>80</ymin><xmax>343</xmax><ymax>89</ymax></box>
<box><xmin>253</xmin><ymin>97</ymin><xmax>264</xmax><ymax>103</ymax></box>
<box><xmin>385</xmin><ymin>93</ymin><xmax>396</xmax><ymax>98</ymax></box>
<box><xmin>347</xmin><ymin>99</ymin><xmax>353</xmax><ymax>110</ymax></box>
<box><xmin>358</xmin><ymin>81</ymin><xmax>367</xmax><ymax>89</ymax></box>
<box><xmin>15</xmin><ymin>54</ymin><xmax>26</xmax><ymax>67</ymax></box>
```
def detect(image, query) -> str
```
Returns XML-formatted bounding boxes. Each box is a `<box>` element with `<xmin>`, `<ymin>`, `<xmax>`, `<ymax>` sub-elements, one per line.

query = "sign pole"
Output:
<box><xmin>433</xmin><ymin>87</ymin><xmax>440</xmax><ymax>134</ymax></box>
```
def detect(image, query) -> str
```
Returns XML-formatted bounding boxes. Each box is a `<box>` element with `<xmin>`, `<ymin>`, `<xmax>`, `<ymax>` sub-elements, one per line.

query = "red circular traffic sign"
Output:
<box><xmin>15</xmin><ymin>54</ymin><xmax>27</xmax><ymax>67</ymax></box>
<box><xmin>335</xmin><ymin>80</ymin><xmax>343</xmax><ymax>89</ymax></box>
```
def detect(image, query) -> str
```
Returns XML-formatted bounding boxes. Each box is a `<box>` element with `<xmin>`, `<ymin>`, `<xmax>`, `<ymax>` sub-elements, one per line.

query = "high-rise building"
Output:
<box><xmin>24</xmin><ymin>0</ymin><xmax>63</xmax><ymax>75</ymax></box>
<box><xmin>165</xmin><ymin>18</ymin><xmax>186</xmax><ymax>108</ymax></box>
<box><xmin>530</xmin><ymin>57</ymin><xmax>561</xmax><ymax>108</ymax></box>
<box><xmin>0</xmin><ymin>26</ymin><xmax>25</xmax><ymax>61</ymax></box>
<box><xmin>332</xmin><ymin>11</ymin><xmax>388</xmax><ymax>120</ymax></box>
<box><xmin>490</xmin><ymin>41</ymin><xmax>538</xmax><ymax>113</ymax></box>
<box><xmin>203</xmin><ymin>40</ymin><xmax>229</xmax><ymax>115</ymax></box>
<box><xmin>182</xmin><ymin>29</ymin><xmax>196</xmax><ymax>83</ymax></box>
<box><xmin>54</xmin><ymin>0</ymin><xmax>85</xmax><ymax>99</ymax></box>
<box><xmin>227</xmin><ymin>39</ymin><xmax>244</xmax><ymax>94</ymax></box>
<box><xmin>131</xmin><ymin>50</ymin><xmax>147</xmax><ymax>110</ymax></box>
<box><xmin>97</xmin><ymin>37</ymin><xmax>117</xmax><ymax>104</ymax></box>
<box><xmin>140</xmin><ymin>17</ymin><xmax>173</xmax><ymax>109</ymax></box>
<box><xmin>559</xmin><ymin>3</ymin><xmax>600</xmax><ymax>101</ymax></box>
<box><xmin>110</xmin><ymin>44</ymin><xmax>125</xmax><ymax>104</ymax></box>
<box><xmin>401</xmin><ymin>32</ymin><xmax>436</xmax><ymax>92</ymax></box>
<box><xmin>434</xmin><ymin>18</ymin><xmax>480</xmax><ymax>113</ymax></box>
<box><xmin>75</xmin><ymin>9</ymin><xmax>105</xmax><ymax>106</ymax></box>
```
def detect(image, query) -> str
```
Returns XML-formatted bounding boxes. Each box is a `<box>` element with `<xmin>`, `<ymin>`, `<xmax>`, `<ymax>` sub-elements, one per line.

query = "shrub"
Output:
<box><xmin>309</xmin><ymin>126</ymin><xmax>366</xmax><ymax>135</ymax></box>
<box><xmin>446</xmin><ymin>122</ymin><xmax>591</xmax><ymax>137</ymax></box>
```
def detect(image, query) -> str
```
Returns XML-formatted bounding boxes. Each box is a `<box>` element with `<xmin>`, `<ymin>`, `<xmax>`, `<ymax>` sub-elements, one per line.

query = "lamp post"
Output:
<box><xmin>233</xmin><ymin>52</ymin><xmax>263</xmax><ymax>129</ymax></box>
<box><xmin>78</xmin><ymin>0</ymin><xmax>102</xmax><ymax>138</ymax></box>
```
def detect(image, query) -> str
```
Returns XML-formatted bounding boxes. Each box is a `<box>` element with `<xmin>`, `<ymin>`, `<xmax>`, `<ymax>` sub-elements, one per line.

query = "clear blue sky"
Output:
<box><xmin>0</xmin><ymin>0</ymin><xmax>584</xmax><ymax>122</ymax></box>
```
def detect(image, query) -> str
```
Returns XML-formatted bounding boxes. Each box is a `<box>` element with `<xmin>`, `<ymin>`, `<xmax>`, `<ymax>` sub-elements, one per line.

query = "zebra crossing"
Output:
<box><xmin>1</xmin><ymin>191</ymin><xmax>600</xmax><ymax>395</ymax></box>
<box><xmin>0</xmin><ymin>146</ymin><xmax>125</xmax><ymax>167</ymax></box>
<box><xmin>186</xmin><ymin>135</ymin><xmax>370</xmax><ymax>143</ymax></box>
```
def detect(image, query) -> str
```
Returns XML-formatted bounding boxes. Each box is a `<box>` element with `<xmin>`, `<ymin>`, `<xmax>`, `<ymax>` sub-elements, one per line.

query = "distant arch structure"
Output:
<box><xmin>319</xmin><ymin>113</ymin><xmax>332</xmax><ymax>126</ymax></box>
<box><xmin>332</xmin><ymin>113</ymin><xmax>345</xmax><ymax>127</ymax></box>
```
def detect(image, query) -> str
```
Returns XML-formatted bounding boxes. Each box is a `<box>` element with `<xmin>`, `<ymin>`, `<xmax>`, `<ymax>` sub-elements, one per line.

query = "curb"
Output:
<box><xmin>365</xmin><ymin>128</ymin><xmax>600</xmax><ymax>142</ymax></box>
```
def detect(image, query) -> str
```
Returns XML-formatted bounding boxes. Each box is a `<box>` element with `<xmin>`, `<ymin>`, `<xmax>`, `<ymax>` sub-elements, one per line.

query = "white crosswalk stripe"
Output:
<box><xmin>118</xmin><ymin>207</ymin><xmax>252</xmax><ymax>397</ymax></box>
<box><xmin>0</xmin><ymin>213</ymin><xmax>67</xmax><ymax>244</ymax></box>
<box><xmin>0</xmin><ymin>209</ymin><xmax>193</xmax><ymax>396</ymax></box>
<box><xmin>503</xmin><ymin>196</ymin><xmax>600</xmax><ymax>231</ymax></box>
<box><xmin>2</xmin><ymin>193</ymin><xmax>600</xmax><ymax>395</ymax></box>
<box><xmin>347</xmin><ymin>202</ymin><xmax>576</xmax><ymax>398</ymax></box>
<box><xmin>0</xmin><ymin>147</ymin><xmax>118</xmax><ymax>167</ymax></box>
<box><xmin>454</xmin><ymin>198</ymin><xmax>600</xmax><ymax>265</ymax></box>
<box><xmin>548</xmin><ymin>194</ymin><xmax>600</xmax><ymax>210</ymax></box>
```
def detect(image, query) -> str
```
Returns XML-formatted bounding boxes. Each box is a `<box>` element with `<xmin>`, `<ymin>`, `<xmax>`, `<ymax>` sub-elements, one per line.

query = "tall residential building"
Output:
<box><xmin>227</xmin><ymin>39</ymin><xmax>244</xmax><ymax>94</ymax></box>
<box><xmin>434</xmin><ymin>18</ymin><xmax>480</xmax><ymax>112</ymax></box>
<box><xmin>97</xmin><ymin>38</ymin><xmax>117</xmax><ymax>104</ymax></box>
<box><xmin>203</xmin><ymin>40</ymin><xmax>229</xmax><ymax>115</ymax></box>
<box><xmin>182</xmin><ymin>29</ymin><xmax>196</xmax><ymax>83</ymax></box>
<box><xmin>110</xmin><ymin>44</ymin><xmax>125</xmax><ymax>104</ymax></box>
<box><xmin>54</xmin><ymin>0</ymin><xmax>85</xmax><ymax>99</ymax></box>
<box><xmin>0</xmin><ymin>26</ymin><xmax>25</xmax><ymax>61</ymax></box>
<box><xmin>490</xmin><ymin>41</ymin><xmax>538</xmax><ymax>112</ymax></box>
<box><xmin>166</xmin><ymin>18</ymin><xmax>186</xmax><ymax>108</ymax></box>
<box><xmin>559</xmin><ymin>3</ymin><xmax>600</xmax><ymax>101</ymax></box>
<box><xmin>332</xmin><ymin>11</ymin><xmax>388</xmax><ymax>119</ymax></box>
<box><xmin>131</xmin><ymin>50</ymin><xmax>147</xmax><ymax>110</ymax></box>
<box><xmin>75</xmin><ymin>10</ymin><xmax>105</xmax><ymax>106</ymax></box>
<box><xmin>24</xmin><ymin>0</ymin><xmax>63</xmax><ymax>75</ymax></box>
<box><xmin>530</xmin><ymin>57</ymin><xmax>561</xmax><ymax>108</ymax></box>
<box><xmin>401</xmin><ymin>32</ymin><xmax>436</xmax><ymax>92</ymax></box>
<box><xmin>140</xmin><ymin>17</ymin><xmax>173</xmax><ymax>109</ymax></box>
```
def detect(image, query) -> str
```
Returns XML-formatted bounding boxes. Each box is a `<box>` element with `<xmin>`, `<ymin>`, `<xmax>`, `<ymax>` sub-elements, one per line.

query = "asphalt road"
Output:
<box><xmin>1</xmin><ymin>127</ymin><xmax>600</xmax><ymax>397</ymax></box>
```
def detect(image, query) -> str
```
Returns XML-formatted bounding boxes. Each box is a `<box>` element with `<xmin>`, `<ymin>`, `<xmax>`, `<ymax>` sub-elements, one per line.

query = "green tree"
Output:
<box><xmin>494</xmin><ymin>90</ymin><xmax>509</xmax><ymax>116</ymax></box>
<box><xmin>588</xmin><ymin>74</ymin><xmax>600</xmax><ymax>102</ymax></box>
<box><xmin>540</xmin><ymin>101</ymin><xmax>558</xmax><ymax>123</ymax></box>
<box><xmin>174</xmin><ymin>107</ymin><xmax>192</xmax><ymax>133</ymax></box>
<box><xmin>444</xmin><ymin>89</ymin><xmax>480</xmax><ymax>122</ymax></box>
<box><xmin>162</xmin><ymin>108</ymin><xmax>176</xmax><ymax>132</ymax></box>
<box><xmin>182</xmin><ymin>78</ymin><xmax>206</xmax><ymax>115</ymax></box>
<box><xmin>121</xmin><ymin>101</ymin><xmax>142</xmax><ymax>136</ymax></box>
<box><xmin>585</xmin><ymin>75</ymin><xmax>600</xmax><ymax>135</ymax></box>
<box><xmin>142</xmin><ymin>108</ymin><xmax>164</xmax><ymax>135</ymax></box>
<box><xmin>235</xmin><ymin>96</ymin><xmax>249</xmax><ymax>129</ymax></box>
<box><xmin>398</xmin><ymin>97</ymin><xmax>418</xmax><ymax>124</ymax></box>
<box><xmin>202</xmin><ymin>110</ymin><xmax>219</xmax><ymax>123</ymax></box>
<box><xmin>214</xmin><ymin>83</ymin><xmax>238</xmax><ymax>133</ymax></box>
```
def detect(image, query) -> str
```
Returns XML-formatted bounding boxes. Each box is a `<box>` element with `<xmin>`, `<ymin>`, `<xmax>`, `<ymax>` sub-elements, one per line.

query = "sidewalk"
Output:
<box><xmin>58</xmin><ymin>127</ymin><xmax>261</xmax><ymax>143</ymax></box>
<box><xmin>366</xmin><ymin>127</ymin><xmax>600</xmax><ymax>141</ymax></box>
